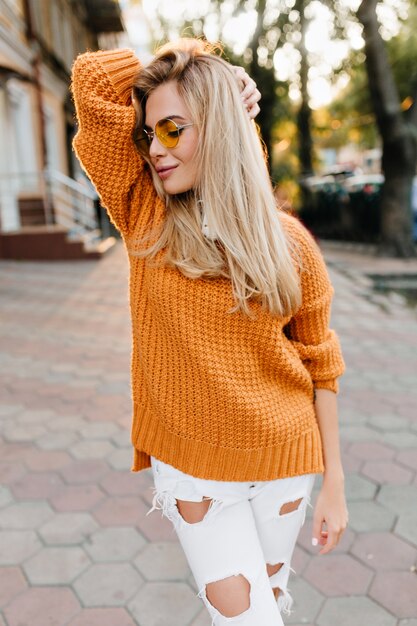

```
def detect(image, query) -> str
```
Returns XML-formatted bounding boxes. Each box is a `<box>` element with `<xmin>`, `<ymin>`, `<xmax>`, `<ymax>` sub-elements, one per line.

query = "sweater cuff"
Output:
<box><xmin>96</xmin><ymin>48</ymin><xmax>141</xmax><ymax>104</ymax></box>
<box><xmin>314</xmin><ymin>379</ymin><xmax>339</xmax><ymax>394</ymax></box>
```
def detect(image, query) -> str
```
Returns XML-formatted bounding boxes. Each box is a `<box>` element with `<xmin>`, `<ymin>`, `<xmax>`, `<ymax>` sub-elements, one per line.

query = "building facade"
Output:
<box><xmin>0</xmin><ymin>0</ymin><xmax>125</xmax><ymax>251</ymax></box>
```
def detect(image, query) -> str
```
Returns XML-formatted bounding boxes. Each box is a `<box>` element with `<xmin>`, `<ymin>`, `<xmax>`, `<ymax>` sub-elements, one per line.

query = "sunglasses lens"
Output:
<box><xmin>156</xmin><ymin>119</ymin><xmax>179</xmax><ymax>148</ymax></box>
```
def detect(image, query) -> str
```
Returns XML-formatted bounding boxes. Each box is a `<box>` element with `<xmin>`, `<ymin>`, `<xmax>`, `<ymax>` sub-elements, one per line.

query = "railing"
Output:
<box><xmin>0</xmin><ymin>169</ymin><xmax>99</xmax><ymax>234</ymax></box>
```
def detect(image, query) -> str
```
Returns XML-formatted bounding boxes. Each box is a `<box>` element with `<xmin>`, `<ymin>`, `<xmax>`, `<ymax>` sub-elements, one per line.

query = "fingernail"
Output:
<box><xmin>312</xmin><ymin>537</ymin><xmax>318</xmax><ymax>546</ymax></box>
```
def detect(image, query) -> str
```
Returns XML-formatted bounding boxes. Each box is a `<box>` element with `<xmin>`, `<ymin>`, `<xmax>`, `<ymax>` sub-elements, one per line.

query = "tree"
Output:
<box><xmin>357</xmin><ymin>0</ymin><xmax>416</xmax><ymax>257</ymax></box>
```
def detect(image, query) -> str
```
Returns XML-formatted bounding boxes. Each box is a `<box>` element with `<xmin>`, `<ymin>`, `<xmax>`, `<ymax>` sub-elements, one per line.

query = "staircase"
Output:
<box><xmin>0</xmin><ymin>170</ymin><xmax>117</xmax><ymax>260</ymax></box>
<box><xmin>0</xmin><ymin>225</ymin><xmax>116</xmax><ymax>260</ymax></box>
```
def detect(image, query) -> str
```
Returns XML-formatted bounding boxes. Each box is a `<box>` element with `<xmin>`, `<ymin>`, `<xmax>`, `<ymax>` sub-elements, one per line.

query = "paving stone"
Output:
<box><xmin>3</xmin><ymin>424</ymin><xmax>47</xmax><ymax>442</ymax></box>
<box><xmin>361</xmin><ymin>460</ymin><xmax>413</xmax><ymax>485</ymax></box>
<box><xmin>0</xmin><ymin>442</ymin><xmax>32</xmax><ymax>463</ymax></box>
<box><xmin>189</xmin><ymin>609</ymin><xmax>212</xmax><ymax>626</ymax></box>
<box><xmin>10</xmin><ymin>472</ymin><xmax>64</xmax><ymax>500</ymax></box>
<box><xmin>39</xmin><ymin>512</ymin><xmax>99</xmax><ymax>545</ymax></box>
<box><xmin>316</xmin><ymin>595</ymin><xmax>397</xmax><ymax>626</ymax></box>
<box><xmin>303</xmin><ymin>554</ymin><xmax>374</xmax><ymax>596</ymax></box>
<box><xmin>0</xmin><ymin>486</ymin><xmax>13</xmax><ymax>508</ymax></box>
<box><xmin>93</xmin><ymin>495</ymin><xmax>148</xmax><ymax>527</ymax></box>
<box><xmin>368</xmin><ymin>414</ymin><xmax>410</xmax><ymax>431</ymax></box>
<box><xmin>377</xmin><ymin>484</ymin><xmax>417</xmax><ymax>515</ymax></box>
<box><xmin>36</xmin><ymin>431</ymin><xmax>79</xmax><ymax>450</ymax></box>
<box><xmin>349</xmin><ymin>441</ymin><xmax>395</xmax><ymax>461</ymax></box>
<box><xmin>49</xmin><ymin>484</ymin><xmax>105</xmax><ymax>512</ymax></box>
<box><xmin>59</xmin><ymin>459</ymin><xmax>109</xmax><ymax>484</ymax></box>
<box><xmin>346</xmin><ymin>501</ymin><xmax>397</xmax><ymax>533</ymax></box>
<box><xmin>136</xmin><ymin>506</ymin><xmax>179</xmax><ymax>542</ymax></box>
<box><xmin>380</xmin><ymin>432</ymin><xmax>417</xmax><ymax>449</ymax></box>
<box><xmin>84</xmin><ymin>527</ymin><xmax>146</xmax><ymax>562</ymax></box>
<box><xmin>100</xmin><ymin>470</ymin><xmax>150</xmax><ymax>496</ymax></box>
<box><xmin>15</xmin><ymin>409</ymin><xmax>56</xmax><ymax>425</ymax></box>
<box><xmin>0</xmin><ymin>461</ymin><xmax>27</xmax><ymax>485</ymax></box>
<box><xmin>395</xmin><ymin>511</ymin><xmax>417</xmax><ymax>548</ymax></box>
<box><xmin>291</xmin><ymin>545</ymin><xmax>311</xmax><ymax>576</ymax></box>
<box><xmin>69</xmin><ymin>440</ymin><xmax>116</xmax><ymax>460</ymax></box>
<box><xmin>111</xmin><ymin>430</ymin><xmax>131</xmax><ymax>448</ymax></box>
<box><xmin>0</xmin><ymin>501</ymin><xmax>54</xmax><ymax>529</ymax></box>
<box><xmin>344</xmin><ymin>473</ymin><xmax>378</xmax><ymax>500</ymax></box>
<box><xmin>338</xmin><ymin>425</ymin><xmax>383</xmax><ymax>442</ymax></box>
<box><xmin>285</xmin><ymin>576</ymin><xmax>324</xmax><ymax>624</ymax></box>
<box><xmin>369</xmin><ymin>571</ymin><xmax>417</xmax><ymax>618</ymax></box>
<box><xmin>47</xmin><ymin>415</ymin><xmax>89</xmax><ymax>432</ymax></box>
<box><xmin>79</xmin><ymin>422</ymin><xmax>120</xmax><ymax>439</ymax></box>
<box><xmin>396</xmin><ymin>449</ymin><xmax>417</xmax><ymax>472</ymax></box>
<box><xmin>128</xmin><ymin>581</ymin><xmax>201</xmax><ymax>626</ymax></box>
<box><xmin>0</xmin><ymin>567</ymin><xmax>27</xmax><ymax>608</ymax></box>
<box><xmin>351</xmin><ymin>531</ymin><xmax>417</xmax><ymax>571</ymax></box>
<box><xmin>0</xmin><ymin>530</ymin><xmax>41</xmax><ymax>564</ymax></box>
<box><xmin>134</xmin><ymin>542</ymin><xmax>190</xmax><ymax>581</ymax></box>
<box><xmin>338</xmin><ymin>408</ymin><xmax>369</xmax><ymax>425</ymax></box>
<box><xmin>108</xmin><ymin>448</ymin><xmax>134</xmax><ymax>470</ymax></box>
<box><xmin>73</xmin><ymin>563</ymin><xmax>144</xmax><ymax>607</ymax></box>
<box><xmin>0</xmin><ymin>405</ymin><xmax>24</xmax><ymax>417</ymax></box>
<box><xmin>24</xmin><ymin>449</ymin><xmax>72</xmax><ymax>472</ymax></box>
<box><xmin>340</xmin><ymin>450</ymin><xmax>363</xmax><ymax>473</ymax></box>
<box><xmin>67</xmin><ymin>607</ymin><xmax>137</xmax><ymax>626</ymax></box>
<box><xmin>3</xmin><ymin>586</ymin><xmax>81</xmax><ymax>626</ymax></box>
<box><xmin>23</xmin><ymin>546</ymin><xmax>90</xmax><ymax>584</ymax></box>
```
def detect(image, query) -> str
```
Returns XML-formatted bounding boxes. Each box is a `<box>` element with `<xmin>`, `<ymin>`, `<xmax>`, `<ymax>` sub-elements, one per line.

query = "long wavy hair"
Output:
<box><xmin>130</xmin><ymin>37</ymin><xmax>301</xmax><ymax>318</ymax></box>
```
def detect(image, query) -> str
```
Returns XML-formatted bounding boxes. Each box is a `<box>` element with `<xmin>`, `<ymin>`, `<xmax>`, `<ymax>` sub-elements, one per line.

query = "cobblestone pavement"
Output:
<box><xmin>1</xmin><ymin>240</ymin><xmax>417</xmax><ymax>626</ymax></box>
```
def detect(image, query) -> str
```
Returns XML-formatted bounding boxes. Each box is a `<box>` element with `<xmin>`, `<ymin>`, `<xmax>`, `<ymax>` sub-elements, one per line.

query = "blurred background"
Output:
<box><xmin>1</xmin><ymin>3</ymin><xmax>417</xmax><ymax>626</ymax></box>
<box><xmin>1</xmin><ymin>0</ymin><xmax>417</xmax><ymax>261</ymax></box>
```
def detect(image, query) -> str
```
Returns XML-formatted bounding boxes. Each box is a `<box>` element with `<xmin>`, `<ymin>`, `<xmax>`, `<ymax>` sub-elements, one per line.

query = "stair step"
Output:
<box><xmin>0</xmin><ymin>226</ymin><xmax>116</xmax><ymax>261</ymax></box>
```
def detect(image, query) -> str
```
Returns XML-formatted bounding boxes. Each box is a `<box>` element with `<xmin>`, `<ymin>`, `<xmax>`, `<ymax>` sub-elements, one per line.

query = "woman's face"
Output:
<box><xmin>145</xmin><ymin>81</ymin><xmax>199</xmax><ymax>195</ymax></box>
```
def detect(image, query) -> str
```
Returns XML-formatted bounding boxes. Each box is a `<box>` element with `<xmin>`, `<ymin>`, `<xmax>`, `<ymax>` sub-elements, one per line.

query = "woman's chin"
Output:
<box><xmin>163</xmin><ymin>180</ymin><xmax>193</xmax><ymax>195</ymax></box>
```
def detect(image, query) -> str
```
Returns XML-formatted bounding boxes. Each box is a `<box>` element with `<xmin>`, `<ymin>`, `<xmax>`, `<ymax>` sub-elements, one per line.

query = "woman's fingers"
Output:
<box><xmin>318</xmin><ymin>528</ymin><xmax>339</xmax><ymax>555</ymax></box>
<box><xmin>232</xmin><ymin>65</ymin><xmax>262</xmax><ymax>117</ymax></box>
<box><xmin>243</xmin><ymin>89</ymin><xmax>262</xmax><ymax>108</ymax></box>
<box><xmin>247</xmin><ymin>102</ymin><xmax>260</xmax><ymax>120</ymax></box>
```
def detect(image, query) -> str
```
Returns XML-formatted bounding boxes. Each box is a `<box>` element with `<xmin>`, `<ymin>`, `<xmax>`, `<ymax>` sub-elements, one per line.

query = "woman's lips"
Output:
<box><xmin>157</xmin><ymin>166</ymin><xmax>178</xmax><ymax>180</ymax></box>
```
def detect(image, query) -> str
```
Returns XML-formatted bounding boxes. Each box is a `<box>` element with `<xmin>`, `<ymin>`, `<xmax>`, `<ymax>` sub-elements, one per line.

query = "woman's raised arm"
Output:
<box><xmin>71</xmin><ymin>48</ymin><xmax>152</xmax><ymax>237</ymax></box>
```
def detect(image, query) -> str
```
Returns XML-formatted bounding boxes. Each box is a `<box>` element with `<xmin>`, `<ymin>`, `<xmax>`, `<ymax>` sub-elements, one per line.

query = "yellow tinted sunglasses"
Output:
<box><xmin>137</xmin><ymin>117</ymin><xmax>194</xmax><ymax>151</ymax></box>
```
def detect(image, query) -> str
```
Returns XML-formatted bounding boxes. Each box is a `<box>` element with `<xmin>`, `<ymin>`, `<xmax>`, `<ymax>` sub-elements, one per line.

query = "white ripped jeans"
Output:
<box><xmin>147</xmin><ymin>455</ymin><xmax>317</xmax><ymax>626</ymax></box>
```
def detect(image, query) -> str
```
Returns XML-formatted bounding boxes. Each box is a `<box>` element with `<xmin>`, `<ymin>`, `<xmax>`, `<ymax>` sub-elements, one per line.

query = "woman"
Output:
<box><xmin>71</xmin><ymin>37</ymin><xmax>347</xmax><ymax>626</ymax></box>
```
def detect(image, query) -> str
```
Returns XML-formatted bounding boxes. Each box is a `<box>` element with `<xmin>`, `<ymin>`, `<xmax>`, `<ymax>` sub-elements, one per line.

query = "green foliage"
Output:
<box><xmin>326</xmin><ymin>3</ymin><xmax>417</xmax><ymax>152</ymax></box>
<box><xmin>387</xmin><ymin>4</ymin><xmax>417</xmax><ymax>103</ymax></box>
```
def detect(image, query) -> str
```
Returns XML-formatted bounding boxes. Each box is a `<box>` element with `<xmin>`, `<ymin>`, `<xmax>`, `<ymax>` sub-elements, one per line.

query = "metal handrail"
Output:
<box><xmin>0</xmin><ymin>169</ymin><xmax>99</xmax><ymax>234</ymax></box>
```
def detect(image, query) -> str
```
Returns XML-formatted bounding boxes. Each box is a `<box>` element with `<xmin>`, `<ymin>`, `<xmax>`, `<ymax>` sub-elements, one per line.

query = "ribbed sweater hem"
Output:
<box><xmin>130</xmin><ymin>403</ymin><xmax>325</xmax><ymax>481</ymax></box>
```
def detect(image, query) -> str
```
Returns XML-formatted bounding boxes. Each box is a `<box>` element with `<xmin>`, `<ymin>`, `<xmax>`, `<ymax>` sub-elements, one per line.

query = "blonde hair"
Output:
<box><xmin>131</xmin><ymin>38</ymin><xmax>301</xmax><ymax>318</ymax></box>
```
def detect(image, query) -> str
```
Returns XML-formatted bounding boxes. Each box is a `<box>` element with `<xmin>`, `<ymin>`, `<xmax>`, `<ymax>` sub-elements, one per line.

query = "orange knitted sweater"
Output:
<box><xmin>71</xmin><ymin>48</ymin><xmax>345</xmax><ymax>481</ymax></box>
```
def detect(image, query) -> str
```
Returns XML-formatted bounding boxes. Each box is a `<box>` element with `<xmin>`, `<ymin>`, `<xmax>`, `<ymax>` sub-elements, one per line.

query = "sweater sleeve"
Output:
<box><xmin>282</xmin><ymin>214</ymin><xmax>345</xmax><ymax>394</ymax></box>
<box><xmin>71</xmin><ymin>48</ymin><xmax>152</xmax><ymax>237</ymax></box>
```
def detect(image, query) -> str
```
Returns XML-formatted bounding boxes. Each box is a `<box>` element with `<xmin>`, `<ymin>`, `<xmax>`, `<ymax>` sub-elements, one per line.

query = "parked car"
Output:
<box><xmin>343</xmin><ymin>174</ymin><xmax>384</xmax><ymax>194</ymax></box>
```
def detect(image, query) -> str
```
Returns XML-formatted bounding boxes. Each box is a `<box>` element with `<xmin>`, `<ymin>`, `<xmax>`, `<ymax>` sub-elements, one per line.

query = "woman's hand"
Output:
<box><xmin>232</xmin><ymin>66</ymin><xmax>261</xmax><ymax>119</ymax></box>
<box><xmin>312</xmin><ymin>476</ymin><xmax>349</xmax><ymax>555</ymax></box>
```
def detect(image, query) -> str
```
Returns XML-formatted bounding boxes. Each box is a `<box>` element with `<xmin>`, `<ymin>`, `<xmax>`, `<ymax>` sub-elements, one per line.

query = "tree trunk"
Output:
<box><xmin>297</xmin><ymin>0</ymin><xmax>313</xmax><ymax>178</ymax></box>
<box><xmin>358</xmin><ymin>0</ymin><xmax>416</xmax><ymax>257</ymax></box>
<box><xmin>247</xmin><ymin>0</ymin><xmax>275</xmax><ymax>169</ymax></box>
<box><xmin>379</xmin><ymin>131</ymin><xmax>416</xmax><ymax>256</ymax></box>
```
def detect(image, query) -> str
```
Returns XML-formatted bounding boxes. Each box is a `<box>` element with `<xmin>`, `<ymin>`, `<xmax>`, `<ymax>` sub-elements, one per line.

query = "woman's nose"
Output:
<box><xmin>149</xmin><ymin>134</ymin><xmax>167</xmax><ymax>158</ymax></box>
